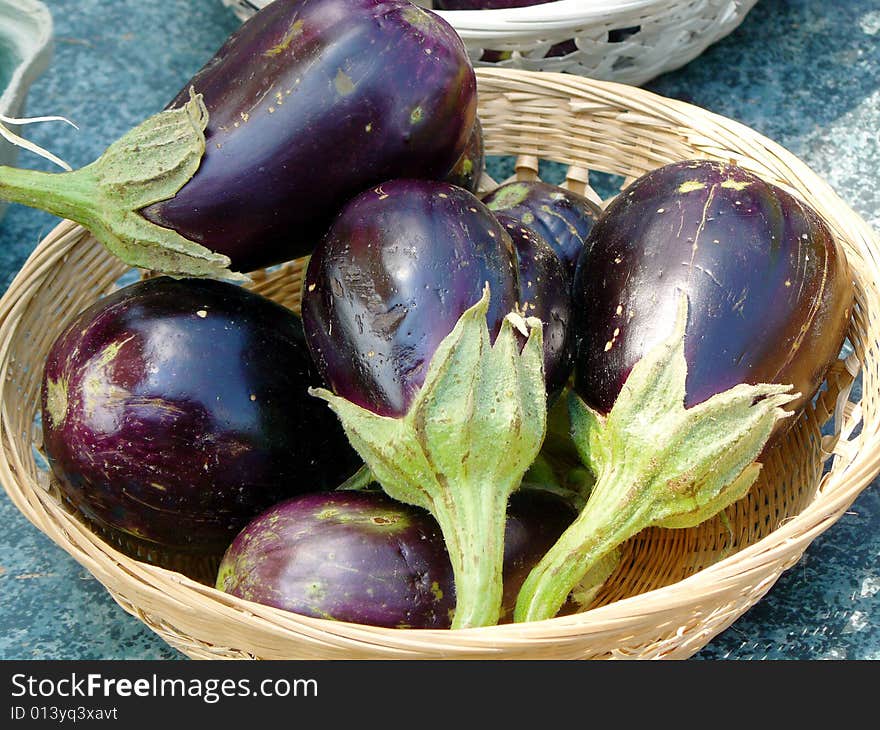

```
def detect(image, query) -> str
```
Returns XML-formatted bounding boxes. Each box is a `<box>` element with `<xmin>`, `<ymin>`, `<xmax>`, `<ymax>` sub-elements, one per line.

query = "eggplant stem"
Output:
<box><xmin>335</xmin><ymin>463</ymin><xmax>375</xmax><ymax>491</ymax></box>
<box><xmin>430</xmin><ymin>483</ymin><xmax>511</xmax><ymax>629</ymax></box>
<box><xmin>513</xmin><ymin>466</ymin><xmax>649</xmax><ymax>622</ymax></box>
<box><xmin>0</xmin><ymin>166</ymin><xmax>95</xmax><ymax>224</ymax></box>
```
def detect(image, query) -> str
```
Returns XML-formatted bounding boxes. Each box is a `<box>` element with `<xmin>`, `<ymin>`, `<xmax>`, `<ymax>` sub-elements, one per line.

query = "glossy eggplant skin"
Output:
<box><xmin>216</xmin><ymin>487</ymin><xmax>575</xmax><ymax>628</ymax></box>
<box><xmin>495</xmin><ymin>212</ymin><xmax>573</xmax><ymax>397</ymax></box>
<box><xmin>40</xmin><ymin>277</ymin><xmax>360</xmax><ymax>556</ymax></box>
<box><xmin>141</xmin><ymin>0</ymin><xmax>477</xmax><ymax>274</ymax></box>
<box><xmin>482</xmin><ymin>181</ymin><xmax>602</xmax><ymax>278</ymax></box>
<box><xmin>301</xmin><ymin>178</ymin><xmax>519</xmax><ymax>418</ymax></box>
<box><xmin>216</xmin><ymin>491</ymin><xmax>456</xmax><ymax>628</ymax></box>
<box><xmin>572</xmin><ymin>159</ymin><xmax>854</xmax><ymax>416</ymax></box>
<box><xmin>443</xmin><ymin>117</ymin><xmax>485</xmax><ymax>193</ymax></box>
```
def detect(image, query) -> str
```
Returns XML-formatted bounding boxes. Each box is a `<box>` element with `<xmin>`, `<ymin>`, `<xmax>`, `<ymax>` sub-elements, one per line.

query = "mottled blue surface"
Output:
<box><xmin>0</xmin><ymin>0</ymin><xmax>877</xmax><ymax>660</ymax></box>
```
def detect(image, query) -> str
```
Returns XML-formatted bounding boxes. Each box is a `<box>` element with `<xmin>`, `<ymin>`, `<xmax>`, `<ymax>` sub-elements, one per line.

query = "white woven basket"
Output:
<box><xmin>221</xmin><ymin>0</ymin><xmax>758</xmax><ymax>85</ymax></box>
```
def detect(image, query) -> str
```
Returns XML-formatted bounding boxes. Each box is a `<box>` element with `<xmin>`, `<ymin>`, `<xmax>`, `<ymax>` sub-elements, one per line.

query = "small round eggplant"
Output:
<box><xmin>482</xmin><ymin>181</ymin><xmax>602</xmax><ymax>278</ymax></box>
<box><xmin>495</xmin><ymin>212</ymin><xmax>573</xmax><ymax>397</ymax></box>
<box><xmin>301</xmin><ymin>178</ymin><xmax>519</xmax><ymax>418</ymax></box>
<box><xmin>443</xmin><ymin>117</ymin><xmax>485</xmax><ymax>194</ymax></box>
<box><xmin>216</xmin><ymin>491</ymin><xmax>455</xmax><ymax>628</ymax></box>
<box><xmin>216</xmin><ymin>487</ymin><xmax>575</xmax><ymax>628</ymax></box>
<box><xmin>40</xmin><ymin>277</ymin><xmax>361</xmax><ymax>559</ymax></box>
<box><xmin>572</xmin><ymin>159</ymin><xmax>854</xmax><ymax>416</ymax></box>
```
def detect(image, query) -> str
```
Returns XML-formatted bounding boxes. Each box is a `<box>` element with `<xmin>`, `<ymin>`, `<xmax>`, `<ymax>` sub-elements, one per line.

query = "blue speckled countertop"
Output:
<box><xmin>0</xmin><ymin>0</ymin><xmax>877</xmax><ymax>660</ymax></box>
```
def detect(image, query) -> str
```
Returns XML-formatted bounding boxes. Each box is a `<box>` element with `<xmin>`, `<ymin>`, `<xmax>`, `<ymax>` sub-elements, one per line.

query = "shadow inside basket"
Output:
<box><xmin>17</xmin><ymin>175</ymin><xmax>862</xmax><ymax>615</ymax></box>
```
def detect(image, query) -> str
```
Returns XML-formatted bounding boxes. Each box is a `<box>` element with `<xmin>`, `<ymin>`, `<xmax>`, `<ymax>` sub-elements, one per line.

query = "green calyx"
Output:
<box><xmin>513</xmin><ymin>294</ymin><xmax>799</xmax><ymax>623</ymax></box>
<box><xmin>311</xmin><ymin>286</ymin><xmax>548</xmax><ymax>629</ymax></box>
<box><xmin>0</xmin><ymin>89</ymin><xmax>245</xmax><ymax>282</ymax></box>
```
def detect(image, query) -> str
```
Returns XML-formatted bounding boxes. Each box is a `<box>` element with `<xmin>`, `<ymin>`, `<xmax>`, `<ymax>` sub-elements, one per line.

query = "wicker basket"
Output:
<box><xmin>221</xmin><ymin>0</ymin><xmax>759</xmax><ymax>85</ymax></box>
<box><xmin>1</xmin><ymin>68</ymin><xmax>877</xmax><ymax>660</ymax></box>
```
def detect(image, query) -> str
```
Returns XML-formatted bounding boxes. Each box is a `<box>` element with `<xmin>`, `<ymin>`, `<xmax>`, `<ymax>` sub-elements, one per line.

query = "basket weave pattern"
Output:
<box><xmin>222</xmin><ymin>0</ymin><xmax>759</xmax><ymax>85</ymax></box>
<box><xmin>0</xmin><ymin>69</ymin><xmax>876</xmax><ymax>659</ymax></box>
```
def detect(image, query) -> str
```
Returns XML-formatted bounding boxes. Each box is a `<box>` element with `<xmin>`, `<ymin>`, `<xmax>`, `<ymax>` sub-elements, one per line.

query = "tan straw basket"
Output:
<box><xmin>222</xmin><ymin>0</ymin><xmax>758</xmax><ymax>86</ymax></box>
<box><xmin>1</xmin><ymin>68</ymin><xmax>877</xmax><ymax>660</ymax></box>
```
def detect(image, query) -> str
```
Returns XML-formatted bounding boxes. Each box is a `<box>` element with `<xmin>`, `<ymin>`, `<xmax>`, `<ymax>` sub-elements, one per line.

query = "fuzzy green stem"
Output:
<box><xmin>0</xmin><ymin>92</ymin><xmax>243</xmax><ymax>281</ymax></box>
<box><xmin>430</xmin><ymin>480</ymin><xmax>511</xmax><ymax>629</ymax></box>
<box><xmin>334</xmin><ymin>463</ymin><xmax>374</xmax><ymax>491</ymax></box>
<box><xmin>0</xmin><ymin>166</ymin><xmax>96</xmax><ymax>224</ymax></box>
<box><xmin>513</xmin><ymin>465</ymin><xmax>649</xmax><ymax>622</ymax></box>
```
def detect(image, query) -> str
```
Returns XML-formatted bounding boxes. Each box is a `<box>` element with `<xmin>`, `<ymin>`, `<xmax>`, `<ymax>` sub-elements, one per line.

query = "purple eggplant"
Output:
<box><xmin>301</xmin><ymin>178</ymin><xmax>519</xmax><ymax>418</ymax></box>
<box><xmin>514</xmin><ymin>160</ymin><xmax>854</xmax><ymax>622</ymax></box>
<box><xmin>0</xmin><ymin>0</ymin><xmax>476</xmax><ymax>278</ymax></box>
<box><xmin>495</xmin><ymin>212</ymin><xmax>573</xmax><ymax>397</ymax></box>
<box><xmin>40</xmin><ymin>277</ymin><xmax>361</xmax><ymax>562</ymax></box>
<box><xmin>571</xmin><ymin>159</ymin><xmax>853</xmax><ymax>417</ymax></box>
<box><xmin>216</xmin><ymin>487</ymin><xmax>575</xmax><ymax>628</ymax></box>
<box><xmin>304</xmin><ymin>177</ymin><xmax>548</xmax><ymax>628</ymax></box>
<box><xmin>482</xmin><ymin>180</ymin><xmax>602</xmax><ymax>278</ymax></box>
<box><xmin>217</xmin><ymin>490</ymin><xmax>456</xmax><ymax>628</ymax></box>
<box><xmin>443</xmin><ymin>117</ymin><xmax>485</xmax><ymax>194</ymax></box>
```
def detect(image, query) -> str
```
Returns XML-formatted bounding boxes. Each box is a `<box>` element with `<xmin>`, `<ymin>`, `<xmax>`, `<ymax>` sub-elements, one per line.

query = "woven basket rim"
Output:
<box><xmin>1</xmin><ymin>67</ymin><xmax>878</xmax><ymax>657</ymax></box>
<box><xmin>229</xmin><ymin>1</ymin><xmax>756</xmax><ymax>36</ymax></box>
<box><xmin>435</xmin><ymin>0</ymin><xmax>675</xmax><ymax>25</ymax></box>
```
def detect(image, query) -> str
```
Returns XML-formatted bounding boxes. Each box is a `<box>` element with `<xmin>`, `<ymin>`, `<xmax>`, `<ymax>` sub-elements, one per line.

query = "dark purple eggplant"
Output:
<box><xmin>495</xmin><ymin>212</ymin><xmax>573</xmax><ymax>397</ymax></box>
<box><xmin>572</xmin><ymin>159</ymin><xmax>853</xmax><ymax>417</ymax></box>
<box><xmin>301</xmin><ymin>178</ymin><xmax>519</xmax><ymax>418</ymax></box>
<box><xmin>514</xmin><ymin>159</ymin><xmax>854</xmax><ymax>622</ymax></box>
<box><xmin>216</xmin><ymin>490</ymin><xmax>456</xmax><ymax>628</ymax></box>
<box><xmin>40</xmin><ymin>276</ymin><xmax>361</xmax><ymax>563</ymax></box>
<box><xmin>443</xmin><ymin>117</ymin><xmax>485</xmax><ymax>194</ymax></box>
<box><xmin>216</xmin><ymin>487</ymin><xmax>575</xmax><ymax>628</ymax></box>
<box><xmin>303</xmin><ymin>178</ymin><xmax>548</xmax><ymax>628</ymax></box>
<box><xmin>0</xmin><ymin>0</ymin><xmax>476</xmax><ymax>278</ymax></box>
<box><xmin>482</xmin><ymin>180</ymin><xmax>602</xmax><ymax>278</ymax></box>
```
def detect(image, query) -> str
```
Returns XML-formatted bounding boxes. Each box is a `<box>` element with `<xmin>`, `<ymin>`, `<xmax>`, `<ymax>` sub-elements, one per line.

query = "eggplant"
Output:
<box><xmin>304</xmin><ymin>178</ymin><xmax>548</xmax><ymax>628</ymax></box>
<box><xmin>301</xmin><ymin>178</ymin><xmax>519</xmax><ymax>418</ymax></box>
<box><xmin>216</xmin><ymin>487</ymin><xmax>575</xmax><ymax>628</ymax></box>
<box><xmin>0</xmin><ymin>0</ymin><xmax>476</xmax><ymax>278</ymax></box>
<box><xmin>495</xmin><ymin>212</ymin><xmax>573</xmax><ymax>397</ymax></box>
<box><xmin>482</xmin><ymin>180</ymin><xmax>602</xmax><ymax>278</ymax></box>
<box><xmin>443</xmin><ymin>117</ymin><xmax>485</xmax><ymax>194</ymax></box>
<box><xmin>40</xmin><ymin>276</ymin><xmax>361</xmax><ymax>562</ymax></box>
<box><xmin>572</xmin><ymin>159</ymin><xmax>853</xmax><ymax>418</ymax></box>
<box><xmin>514</xmin><ymin>159</ymin><xmax>854</xmax><ymax>622</ymax></box>
<box><xmin>217</xmin><ymin>490</ymin><xmax>456</xmax><ymax>628</ymax></box>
